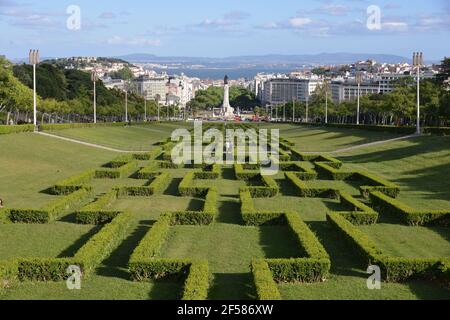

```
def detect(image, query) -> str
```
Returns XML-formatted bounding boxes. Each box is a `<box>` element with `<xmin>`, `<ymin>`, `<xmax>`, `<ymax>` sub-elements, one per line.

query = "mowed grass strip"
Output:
<box><xmin>50</xmin><ymin>123</ymin><xmax>192</xmax><ymax>151</ymax></box>
<box><xmin>358</xmin><ymin>224</ymin><xmax>450</xmax><ymax>259</ymax></box>
<box><xmin>160</xmin><ymin>224</ymin><xmax>303</xmax><ymax>273</ymax></box>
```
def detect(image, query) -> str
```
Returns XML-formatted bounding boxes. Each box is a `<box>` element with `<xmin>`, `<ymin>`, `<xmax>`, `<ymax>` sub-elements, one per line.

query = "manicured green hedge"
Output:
<box><xmin>51</xmin><ymin>170</ymin><xmax>95</xmax><ymax>195</ymax></box>
<box><xmin>335</xmin><ymin>191</ymin><xmax>379</xmax><ymax>225</ymax></box>
<box><xmin>240</xmin><ymin>188</ymin><xmax>284</xmax><ymax>226</ymax></box>
<box><xmin>285</xmin><ymin>172</ymin><xmax>339</xmax><ymax>199</ymax></box>
<box><xmin>132</xmin><ymin>148</ymin><xmax>163</xmax><ymax>161</ymax></box>
<box><xmin>369</xmin><ymin>191</ymin><xmax>450</xmax><ymax>226</ymax></box>
<box><xmin>424</xmin><ymin>127</ymin><xmax>450</xmax><ymax>136</ymax></box>
<box><xmin>314</xmin><ymin>162</ymin><xmax>355</xmax><ymax>181</ymax></box>
<box><xmin>129</xmin><ymin>214</ymin><xmax>171</xmax><ymax>275</ymax></box>
<box><xmin>280</xmin><ymin>162</ymin><xmax>317</xmax><ymax>180</ymax></box>
<box><xmin>289</xmin><ymin>150</ymin><xmax>343</xmax><ymax>169</ymax></box>
<box><xmin>8</xmin><ymin>188</ymin><xmax>90</xmax><ymax>224</ymax></box>
<box><xmin>17</xmin><ymin>211</ymin><xmax>132</xmax><ymax>281</ymax></box>
<box><xmin>76</xmin><ymin>211</ymin><xmax>121</xmax><ymax>225</ymax></box>
<box><xmin>194</xmin><ymin>164</ymin><xmax>221</xmax><ymax>180</ymax></box>
<box><xmin>244</xmin><ymin>175</ymin><xmax>279</xmax><ymax>198</ymax></box>
<box><xmin>0</xmin><ymin>125</ymin><xmax>35</xmax><ymax>135</ymax></box>
<box><xmin>266</xmin><ymin>258</ymin><xmax>331</xmax><ymax>283</ymax></box>
<box><xmin>171</xmin><ymin>188</ymin><xmax>218</xmax><ymax>225</ymax></box>
<box><xmin>357</xmin><ymin>171</ymin><xmax>400</xmax><ymax>198</ymax></box>
<box><xmin>39</xmin><ymin>122</ymin><xmax>127</xmax><ymax>131</ymax></box>
<box><xmin>251</xmin><ymin>260</ymin><xmax>282</xmax><ymax>300</ymax></box>
<box><xmin>95</xmin><ymin>161</ymin><xmax>138</xmax><ymax>179</ymax></box>
<box><xmin>234</xmin><ymin>164</ymin><xmax>260</xmax><ymax>181</ymax></box>
<box><xmin>179</xmin><ymin>172</ymin><xmax>209</xmax><ymax>197</ymax></box>
<box><xmin>182</xmin><ymin>261</ymin><xmax>210</xmax><ymax>300</ymax></box>
<box><xmin>327</xmin><ymin>212</ymin><xmax>448</xmax><ymax>282</ymax></box>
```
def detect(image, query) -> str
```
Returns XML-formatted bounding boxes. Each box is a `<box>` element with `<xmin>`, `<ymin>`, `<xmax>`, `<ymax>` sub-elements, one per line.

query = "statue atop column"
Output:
<box><xmin>221</xmin><ymin>75</ymin><xmax>235</xmax><ymax>119</ymax></box>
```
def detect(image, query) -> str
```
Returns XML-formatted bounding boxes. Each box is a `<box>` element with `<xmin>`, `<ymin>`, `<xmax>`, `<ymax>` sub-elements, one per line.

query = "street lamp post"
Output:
<box><xmin>91</xmin><ymin>70</ymin><xmax>98</xmax><ymax>124</ymax></box>
<box><xmin>413</xmin><ymin>52</ymin><xmax>424</xmax><ymax>135</ymax></box>
<box><xmin>306</xmin><ymin>95</ymin><xmax>309</xmax><ymax>123</ymax></box>
<box><xmin>356</xmin><ymin>72</ymin><xmax>363</xmax><ymax>125</ymax></box>
<box><xmin>29</xmin><ymin>49</ymin><xmax>40</xmax><ymax>128</ymax></box>
<box><xmin>324</xmin><ymin>80</ymin><xmax>329</xmax><ymax>124</ymax></box>
<box><xmin>143</xmin><ymin>90</ymin><xmax>147</xmax><ymax>122</ymax></box>
<box><xmin>292</xmin><ymin>98</ymin><xmax>296</xmax><ymax>123</ymax></box>
<box><xmin>124</xmin><ymin>82</ymin><xmax>129</xmax><ymax>123</ymax></box>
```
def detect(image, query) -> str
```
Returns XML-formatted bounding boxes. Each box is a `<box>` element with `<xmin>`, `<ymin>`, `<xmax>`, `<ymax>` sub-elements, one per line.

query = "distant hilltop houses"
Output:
<box><xmin>251</xmin><ymin>59</ymin><xmax>441</xmax><ymax>105</ymax></box>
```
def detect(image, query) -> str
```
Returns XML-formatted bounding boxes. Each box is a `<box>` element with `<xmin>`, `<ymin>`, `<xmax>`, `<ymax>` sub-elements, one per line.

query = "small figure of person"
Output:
<box><xmin>0</xmin><ymin>198</ymin><xmax>4</xmax><ymax>208</ymax></box>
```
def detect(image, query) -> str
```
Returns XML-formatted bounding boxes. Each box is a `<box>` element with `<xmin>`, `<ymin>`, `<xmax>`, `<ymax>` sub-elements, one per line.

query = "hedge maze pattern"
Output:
<box><xmin>1</xmin><ymin>128</ymin><xmax>449</xmax><ymax>300</ymax></box>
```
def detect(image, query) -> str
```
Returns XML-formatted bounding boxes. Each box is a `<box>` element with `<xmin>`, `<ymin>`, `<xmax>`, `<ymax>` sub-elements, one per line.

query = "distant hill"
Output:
<box><xmin>116</xmin><ymin>52</ymin><xmax>412</xmax><ymax>66</ymax></box>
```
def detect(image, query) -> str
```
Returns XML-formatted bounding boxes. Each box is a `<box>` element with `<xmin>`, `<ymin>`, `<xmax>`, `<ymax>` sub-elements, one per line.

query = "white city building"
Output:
<box><xmin>261</xmin><ymin>78</ymin><xmax>323</xmax><ymax>105</ymax></box>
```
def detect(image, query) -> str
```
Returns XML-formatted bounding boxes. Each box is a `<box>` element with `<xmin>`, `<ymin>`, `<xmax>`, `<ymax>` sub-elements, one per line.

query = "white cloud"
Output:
<box><xmin>288</xmin><ymin>17</ymin><xmax>312</xmax><ymax>28</ymax></box>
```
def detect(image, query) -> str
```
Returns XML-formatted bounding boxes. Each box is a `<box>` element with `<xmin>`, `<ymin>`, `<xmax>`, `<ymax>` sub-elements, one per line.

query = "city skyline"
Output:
<box><xmin>0</xmin><ymin>0</ymin><xmax>449</xmax><ymax>60</ymax></box>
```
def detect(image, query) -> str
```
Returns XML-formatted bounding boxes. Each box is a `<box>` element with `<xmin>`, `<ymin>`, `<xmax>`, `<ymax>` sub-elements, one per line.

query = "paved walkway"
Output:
<box><xmin>36</xmin><ymin>130</ymin><xmax>420</xmax><ymax>155</ymax></box>
<box><xmin>35</xmin><ymin>131</ymin><xmax>139</xmax><ymax>153</ymax></box>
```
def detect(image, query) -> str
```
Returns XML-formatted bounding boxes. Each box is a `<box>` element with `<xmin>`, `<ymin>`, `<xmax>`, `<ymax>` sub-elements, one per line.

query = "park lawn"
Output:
<box><xmin>338</xmin><ymin>135</ymin><xmax>450</xmax><ymax>209</ymax></box>
<box><xmin>49</xmin><ymin>123</ymin><xmax>192</xmax><ymax>151</ymax></box>
<box><xmin>260</xmin><ymin>124</ymin><xmax>405</xmax><ymax>152</ymax></box>
<box><xmin>0</xmin><ymin>223</ymin><xmax>95</xmax><ymax>259</ymax></box>
<box><xmin>359</xmin><ymin>224</ymin><xmax>450</xmax><ymax>259</ymax></box>
<box><xmin>0</xmin><ymin>133</ymin><xmax>115</xmax><ymax>208</ymax></box>
<box><xmin>2</xmin><ymin>274</ymin><xmax>182</xmax><ymax>300</ymax></box>
<box><xmin>1</xmin><ymin>127</ymin><xmax>450</xmax><ymax>300</ymax></box>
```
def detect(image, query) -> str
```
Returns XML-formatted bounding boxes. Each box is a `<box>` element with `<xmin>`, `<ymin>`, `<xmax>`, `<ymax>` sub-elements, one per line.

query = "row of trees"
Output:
<box><xmin>268</xmin><ymin>58</ymin><xmax>450</xmax><ymax>126</ymax></box>
<box><xmin>0</xmin><ymin>57</ymin><xmax>181</xmax><ymax>124</ymax></box>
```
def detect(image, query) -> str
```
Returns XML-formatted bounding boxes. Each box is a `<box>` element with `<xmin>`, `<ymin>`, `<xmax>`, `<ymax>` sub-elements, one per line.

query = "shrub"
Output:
<box><xmin>16</xmin><ymin>211</ymin><xmax>133</xmax><ymax>281</ymax></box>
<box><xmin>314</xmin><ymin>162</ymin><xmax>354</xmax><ymax>181</ymax></box>
<box><xmin>0</xmin><ymin>125</ymin><xmax>35</xmax><ymax>135</ymax></box>
<box><xmin>244</xmin><ymin>175</ymin><xmax>279</xmax><ymax>198</ymax></box>
<box><xmin>267</xmin><ymin>258</ymin><xmax>331</xmax><ymax>283</ymax></box>
<box><xmin>95</xmin><ymin>161</ymin><xmax>138</xmax><ymax>179</ymax></box>
<box><xmin>280</xmin><ymin>162</ymin><xmax>317</xmax><ymax>181</ymax></box>
<box><xmin>74</xmin><ymin>211</ymin><xmax>133</xmax><ymax>276</ymax></box>
<box><xmin>129</xmin><ymin>214</ymin><xmax>172</xmax><ymax>275</ymax></box>
<box><xmin>326</xmin><ymin>212</ymin><xmax>448</xmax><ymax>283</ymax></box>
<box><xmin>133</xmin><ymin>148</ymin><xmax>163</xmax><ymax>161</ymax></box>
<box><xmin>357</xmin><ymin>171</ymin><xmax>400</xmax><ymax>198</ymax></box>
<box><xmin>39</xmin><ymin>122</ymin><xmax>127</xmax><ymax>131</ymax></box>
<box><xmin>335</xmin><ymin>192</ymin><xmax>379</xmax><ymax>225</ymax></box>
<box><xmin>182</xmin><ymin>261</ymin><xmax>210</xmax><ymax>300</ymax></box>
<box><xmin>285</xmin><ymin>172</ymin><xmax>339</xmax><ymax>199</ymax></box>
<box><xmin>369</xmin><ymin>191</ymin><xmax>450</xmax><ymax>226</ymax></box>
<box><xmin>76</xmin><ymin>211</ymin><xmax>121</xmax><ymax>225</ymax></box>
<box><xmin>251</xmin><ymin>260</ymin><xmax>281</xmax><ymax>300</ymax></box>
<box><xmin>8</xmin><ymin>188</ymin><xmax>91</xmax><ymax>223</ymax></box>
<box><xmin>234</xmin><ymin>164</ymin><xmax>260</xmax><ymax>181</ymax></box>
<box><xmin>50</xmin><ymin>170</ymin><xmax>95</xmax><ymax>195</ymax></box>
<box><xmin>179</xmin><ymin>172</ymin><xmax>209</xmax><ymax>197</ymax></box>
<box><xmin>194</xmin><ymin>164</ymin><xmax>221</xmax><ymax>180</ymax></box>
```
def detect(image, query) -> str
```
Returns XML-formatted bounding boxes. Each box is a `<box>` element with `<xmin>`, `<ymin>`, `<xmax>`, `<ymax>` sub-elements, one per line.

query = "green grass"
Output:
<box><xmin>0</xmin><ymin>223</ymin><xmax>95</xmax><ymax>259</ymax></box>
<box><xmin>260</xmin><ymin>123</ymin><xmax>405</xmax><ymax>152</ymax></box>
<box><xmin>49</xmin><ymin>123</ymin><xmax>191</xmax><ymax>151</ymax></box>
<box><xmin>1</xmin><ymin>125</ymin><xmax>449</xmax><ymax>300</ymax></box>
<box><xmin>359</xmin><ymin>224</ymin><xmax>450</xmax><ymax>258</ymax></box>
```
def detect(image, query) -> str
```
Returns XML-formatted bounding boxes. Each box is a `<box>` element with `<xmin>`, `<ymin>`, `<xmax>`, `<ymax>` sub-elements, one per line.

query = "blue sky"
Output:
<box><xmin>0</xmin><ymin>0</ymin><xmax>449</xmax><ymax>60</ymax></box>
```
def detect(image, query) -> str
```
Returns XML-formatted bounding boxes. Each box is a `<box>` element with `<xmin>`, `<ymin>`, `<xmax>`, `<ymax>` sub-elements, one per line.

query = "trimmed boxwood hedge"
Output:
<box><xmin>50</xmin><ymin>170</ymin><xmax>95</xmax><ymax>195</ymax></box>
<box><xmin>118</xmin><ymin>172</ymin><xmax>171</xmax><ymax>197</ymax></box>
<box><xmin>327</xmin><ymin>212</ymin><xmax>449</xmax><ymax>283</ymax></box>
<box><xmin>285</xmin><ymin>172</ymin><xmax>339</xmax><ymax>199</ymax></box>
<box><xmin>16</xmin><ymin>211</ymin><xmax>132</xmax><ymax>281</ymax></box>
<box><xmin>369</xmin><ymin>191</ymin><xmax>450</xmax><ymax>226</ymax></box>
<box><xmin>194</xmin><ymin>164</ymin><xmax>221</xmax><ymax>180</ymax></box>
<box><xmin>95</xmin><ymin>161</ymin><xmax>138</xmax><ymax>179</ymax></box>
<box><xmin>182</xmin><ymin>261</ymin><xmax>210</xmax><ymax>300</ymax></box>
<box><xmin>179</xmin><ymin>172</ymin><xmax>210</xmax><ymax>197</ymax></box>
<box><xmin>171</xmin><ymin>188</ymin><xmax>218</xmax><ymax>225</ymax></box>
<box><xmin>128</xmin><ymin>213</ymin><xmax>210</xmax><ymax>300</ymax></box>
<box><xmin>240</xmin><ymin>189</ymin><xmax>285</xmax><ymax>226</ymax></box>
<box><xmin>234</xmin><ymin>164</ymin><xmax>260</xmax><ymax>181</ymax></box>
<box><xmin>7</xmin><ymin>188</ymin><xmax>91</xmax><ymax>224</ymax></box>
<box><xmin>251</xmin><ymin>260</ymin><xmax>282</xmax><ymax>300</ymax></box>
<box><xmin>39</xmin><ymin>122</ymin><xmax>127</xmax><ymax>131</ymax></box>
<box><xmin>333</xmin><ymin>191</ymin><xmax>379</xmax><ymax>225</ymax></box>
<box><xmin>0</xmin><ymin>125</ymin><xmax>35</xmax><ymax>135</ymax></box>
<box><xmin>280</xmin><ymin>162</ymin><xmax>317</xmax><ymax>181</ymax></box>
